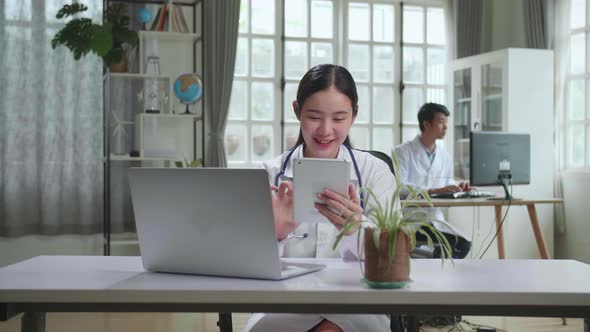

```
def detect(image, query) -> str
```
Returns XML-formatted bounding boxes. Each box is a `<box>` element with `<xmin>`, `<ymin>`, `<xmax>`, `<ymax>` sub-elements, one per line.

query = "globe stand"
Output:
<box><xmin>183</xmin><ymin>104</ymin><xmax>191</xmax><ymax>114</ymax></box>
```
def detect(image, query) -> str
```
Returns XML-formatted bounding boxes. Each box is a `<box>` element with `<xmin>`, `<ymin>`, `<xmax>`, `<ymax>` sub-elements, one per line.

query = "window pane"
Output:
<box><xmin>285</xmin><ymin>0</ymin><xmax>307</xmax><ymax>37</ymax></box>
<box><xmin>373</xmin><ymin>4</ymin><xmax>394</xmax><ymax>42</ymax></box>
<box><xmin>403</xmin><ymin>47</ymin><xmax>424</xmax><ymax>84</ymax></box>
<box><xmin>568</xmin><ymin>124</ymin><xmax>585</xmax><ymax>167</ymax></box>
<box><xmin>284</xmin><ymin>83</ymin><xmax>298</xmax><ymax>122</ymax></box>
<box><xmin>251</xmin><ymin>125</ymin><xmax>274</xmax><ymax>161</ymax></box>
<box><xmin>402</xmin><ymin>87</ymin><xmax>424</xmax><ymax>124</ymax></box>
<box><xmin>570</xmin><ymin>34</ymin><xmax>585</xmax><ymax>74</ymax></box>
<box><xmin>225</xmin><ymin>124</ymin><xmax>248</xmax><ymax>162</ymax></box>
<box><xmin>251</xmin><ymin>38</ymin><xmax>274</xmax><ymax>77</ymax></box>
<box><xmin>570</xmin><ymin>0</ymin><xmax>586</xmax><ymax>29</ymax></box>
<box><xmin>284</xmin><ymin>125</ymin><xmax>300</xmax><ymax>150</ymax></box>
<box><xmin>5</xmin><ymin>0</ymin><xmax>32</xmax><ymax>20</ymax></box>
<box><xmin>401</xmin><ymin>126</ymin><xmax>420</xmax><ymax>143</ymax></box>
<box><xmin>311</xmin><ymin>43</ymin><xmax>333</xmax><ymax>67</ymax></box>
<box><xmin>427</xmin><ymin>7</ymin><xmax>445</xmax><ymax>45</ymax></box>
<box><xmin>427</xmin><ymin>88</ymin><xmax>445</xmax><ymax>105</ymax></box>
<box><xmin>229</xmin><ymin>80</ymin><xmax>248</xmax><ymax>120</ymax></box>
<box><xmin>356</xmin><ymin>85</ymin><xmax>370</xmax><ymax>124</ymax></box>
<box><xmin>568</xmin><ymin>80</ymin><xmax>585</xmax><ymax>121</ymax></box>
<box><xmin>312</xmin><ymin>0</ymin><xmax>333</xmax><ymax>38</ymax></box>
<box><xmin>373</xmin><ymin>87</ymin><xmax>394</xmax><ymax>124</ymax></box>
<box><xmin>251</xmin><ymin>82</ymin><xmax>274</xmax><ymax>121</ymax></box>
<box><xmin>252</xmin><ymin>0</ymin><xmax>275</xmax><ymax>34</ymax></box>
<box><xmin>373</xmin><ymin>45</ymin><xmax>394</xmax><ymax>83</ymax></box>
<box><xmin>348</xmin><ymin>44</ymin><xmax>370</xmax><ymax>82</ymax></box>
<box><xmin>348</xmin><ymin>3</ymin><xmax>370</xmax><ymax>41</ymax></box>
<box><xmin>285</xmin><ymin>41</ymin><xmax>308</xmax><ymax>79</ymax></box>
<box><xmin>239</xmin><ymin>0</ymin><xmax>249</xmax><ymax>33</ymax></box>
<box><xmin>235</xmin><ymin>38</ymin><xmax>249</xmax><ymax>76</ymax></box>
<box><xmin>350</xmin><ymin>126</ymin><xmax>369</xmax><ymax>150</ymax></box>
<box><xmin>372</xmin><ymin>127</ymin><xmax>394</xmax><ymax>155</ymax></box>
<box><xmin>427</xmin><ymin>48</ymin><xmax>445</xmax><ymax>84</ymax></box>
<box><xmin>403</xmin><ymin>6</ymin><xmax>423</xmax><ymax>43</ymax></box>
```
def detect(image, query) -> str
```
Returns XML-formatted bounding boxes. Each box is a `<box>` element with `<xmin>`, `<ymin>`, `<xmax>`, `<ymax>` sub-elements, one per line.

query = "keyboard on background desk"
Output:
<box><xmin>429</xmin><ymin>191</ymin><xmax>495</xmax><ymax>199</ymax></box>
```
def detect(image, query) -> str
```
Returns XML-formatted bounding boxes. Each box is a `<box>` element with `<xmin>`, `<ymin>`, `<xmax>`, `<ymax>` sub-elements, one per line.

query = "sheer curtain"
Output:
<box><xmin>553</xmin><ymin>0</ymin><xmax>571</xmax><ymax>235</ymax></box>
<box><xmin>0</xmin><ymin>0</ymin><xmax>103</xmax><ymax>237</ymax></box>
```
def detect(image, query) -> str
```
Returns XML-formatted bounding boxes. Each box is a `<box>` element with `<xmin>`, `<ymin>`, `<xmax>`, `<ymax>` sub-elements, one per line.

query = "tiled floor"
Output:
<box><xmin>0</xmin><ymin>313</ymin><xmax>583</xmax><ymax>332</ymax></box>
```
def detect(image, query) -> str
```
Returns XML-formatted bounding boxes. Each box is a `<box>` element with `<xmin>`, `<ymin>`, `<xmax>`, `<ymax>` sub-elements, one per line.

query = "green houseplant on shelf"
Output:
<box><xmin>333</xmin><ymin>153</ymin><xmax>455</xmax><ymax>288</ymax></box>
<box><xmin>51</xmin><ymin>3</ymin><xmax>138</xmax><ymax>72</ymax></box>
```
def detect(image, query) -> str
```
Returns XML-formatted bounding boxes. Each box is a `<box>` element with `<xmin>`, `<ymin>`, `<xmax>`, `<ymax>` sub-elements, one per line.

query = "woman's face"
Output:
<box><xmin>295</xmin><ymin>87</ymin><xmax>356</xmax><ymax>159</ymax></box>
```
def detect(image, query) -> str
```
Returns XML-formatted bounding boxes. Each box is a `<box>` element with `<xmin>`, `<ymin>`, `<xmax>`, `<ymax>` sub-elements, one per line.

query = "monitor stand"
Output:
<box><xmin>486</xmin><ymin>173</ymin><xmax>522</xmax><ymax>201</ymax></box>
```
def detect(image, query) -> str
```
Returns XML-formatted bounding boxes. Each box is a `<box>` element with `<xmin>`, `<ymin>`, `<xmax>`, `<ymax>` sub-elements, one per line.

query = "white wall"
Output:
<box><xmin>0</xmin><ymin>235</ymin><xmax>102</xmax><ymax>268</ymax></box>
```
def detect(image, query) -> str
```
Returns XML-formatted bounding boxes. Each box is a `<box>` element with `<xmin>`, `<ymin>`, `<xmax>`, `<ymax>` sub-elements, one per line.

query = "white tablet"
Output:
<box><xmin>293</xmin><ymin>157</ymin><xmax>351</xmax><ymax>224</ymax></box>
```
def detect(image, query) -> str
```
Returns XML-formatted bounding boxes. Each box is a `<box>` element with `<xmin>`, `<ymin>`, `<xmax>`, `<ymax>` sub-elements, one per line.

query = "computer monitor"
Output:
<box><xmin>469</xmin><ymin>131</ymin><xmax>530</xmax><ymax>200</ymax></box>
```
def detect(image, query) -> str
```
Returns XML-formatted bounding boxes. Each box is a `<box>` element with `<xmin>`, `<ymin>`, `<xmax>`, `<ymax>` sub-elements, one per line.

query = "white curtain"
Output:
<box><xmin>0</xmin><ymin>0</ymin><xmax>103</xmax><ymax>236</ymax></box>
<box><xmin>553</xmin><ymin>0</ymin><xmax>571</xmax><ymax>235</ymax></box>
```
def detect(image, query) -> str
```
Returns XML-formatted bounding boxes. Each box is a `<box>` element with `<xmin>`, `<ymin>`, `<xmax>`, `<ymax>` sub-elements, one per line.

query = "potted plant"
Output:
<box><xmin>51</xmin><ymin>3</ymin><xmax>138</xmax><ymax>72</ymax></box>
<box><xmin>175</xmin><ymin>158</ymin><xmax>203</xmax><ymax>168</ymax></box>
<box><xmin>333</xmin><ymin>153</ymin><xmax>455</xmax><ymax>288</ymax></box>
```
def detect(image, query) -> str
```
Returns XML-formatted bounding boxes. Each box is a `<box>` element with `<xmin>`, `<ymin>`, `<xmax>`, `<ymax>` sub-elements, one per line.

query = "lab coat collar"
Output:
<box><xmin>281</xmin><ymin>144</ymin><xmax>358</xmax><ymax>181</ymax></box>
<box><xmin>414</xmin><ymin>134</ymin><xmax>437</xmax><ymax>155</ymax></box>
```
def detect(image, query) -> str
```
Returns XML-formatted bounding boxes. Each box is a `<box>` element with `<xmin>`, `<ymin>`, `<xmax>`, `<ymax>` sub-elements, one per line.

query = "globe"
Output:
<box><xmin>137</xmin><ymin>7</ymin><xmax>152</xmax><ymax>25</ymax></box>
<box><xmin>173</xmin><ymin>73</ymin><xmax>203</xmax><ymax>114</ymax></box>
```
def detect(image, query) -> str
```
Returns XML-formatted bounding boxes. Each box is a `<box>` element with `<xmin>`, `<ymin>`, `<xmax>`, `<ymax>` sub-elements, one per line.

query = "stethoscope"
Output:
<box><xmin>274</xmin><ymin>143</ymin><xmax>365</xmax><ymax>240</ymax></box>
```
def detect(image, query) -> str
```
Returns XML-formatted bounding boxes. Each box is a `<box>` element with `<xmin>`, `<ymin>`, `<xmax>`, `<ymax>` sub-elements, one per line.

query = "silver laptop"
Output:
<box><xmin>128</xmin><ymin>168</ymin><xmax>324</xmax><ymax>280</ymax></box>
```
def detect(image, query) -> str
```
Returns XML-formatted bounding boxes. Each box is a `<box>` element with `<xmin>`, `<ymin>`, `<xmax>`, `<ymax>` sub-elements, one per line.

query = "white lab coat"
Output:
<box><xmin>244</xmin><ymin>144</ymin><xmax>396</xmax><ymax>332</ymax></box>
<box><xmin>394</xmin><ymin>135</ymin><xmax>466</xmax><ymax>237</ymax></box>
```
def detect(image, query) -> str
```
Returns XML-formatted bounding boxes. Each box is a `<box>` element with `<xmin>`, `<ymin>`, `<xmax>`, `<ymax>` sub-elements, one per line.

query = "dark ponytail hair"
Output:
<box><xmin>292</xmin><ymin>64</ymin><xmax>358</xmax><ymax>148</ymax></box>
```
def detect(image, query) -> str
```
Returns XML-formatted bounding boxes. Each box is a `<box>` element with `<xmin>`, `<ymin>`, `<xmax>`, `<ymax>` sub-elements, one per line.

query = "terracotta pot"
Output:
<box><xmin>364</xmin><ymin>228</ymin><xmax>411</xmax><ymax>283</ymax></box>
<box><xmin>108</xmin><ymin>56</ymin><xmax>128</xmax><ymax>73</ymax></box>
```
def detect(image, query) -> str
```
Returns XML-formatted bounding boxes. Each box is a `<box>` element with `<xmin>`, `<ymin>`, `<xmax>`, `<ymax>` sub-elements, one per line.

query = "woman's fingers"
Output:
<box><xmin>277</xmin><ymin>181</ymin><xmax>293</xmax><ymax>201</ymax></box>
<box><xmin>318</xmin><ymin>188</ymin><xmax>363</xmax><ymax>214</ymax></box>
<box><xmin>348</xmin><ymin>184</ymin><xmax>359</xmax><ymax>204</ymax></box>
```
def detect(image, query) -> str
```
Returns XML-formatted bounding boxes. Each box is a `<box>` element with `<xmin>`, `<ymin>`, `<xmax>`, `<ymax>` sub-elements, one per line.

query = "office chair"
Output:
<box><xmin>360</xmin><ymin>149</ymin><xmax>395</xmax><ymax>175</ymax></box>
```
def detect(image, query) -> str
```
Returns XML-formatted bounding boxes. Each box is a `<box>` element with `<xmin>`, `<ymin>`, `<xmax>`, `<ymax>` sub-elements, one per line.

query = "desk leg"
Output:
<box><xmin>21</xmin><ymin>312</ymin><xmax>45</xmax><ymax>332</ymax></box>
<box><xmin>217</xmin><ymin>312</ymin><xmax>232</xmax><ymax>332</ymax></box>
<box><xmin>526</xmin><ymin>204</ymin><xmax>551</xmax><ymax>259</ymax></box>
<box><xmin>494</xmin><ymin>205</ymin><xmax>506</xmax><ymax>259</ymax></box>
<box><xmin>405</xmin><ymin>316</ymin><xmax>419</xmax><ymax>332</ymax></box>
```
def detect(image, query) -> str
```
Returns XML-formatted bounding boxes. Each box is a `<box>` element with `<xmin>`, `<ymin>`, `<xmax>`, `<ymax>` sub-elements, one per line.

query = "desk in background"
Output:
<box><xmin>1</xmin><ymin>255</ymin><xmax>589</xmax><ymax>332</ymax></box>
<box><xmin>405</xmin><ymin>198</ymin><xmax>562</xmax><ymax>259</ymax></box>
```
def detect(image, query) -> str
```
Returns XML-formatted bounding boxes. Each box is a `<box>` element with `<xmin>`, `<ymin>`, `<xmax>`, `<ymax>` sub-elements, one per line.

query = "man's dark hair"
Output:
<box><xmin>417</xmin><ymin>103</ymin><xmax>450</xmax><ymax>132</ymax></box>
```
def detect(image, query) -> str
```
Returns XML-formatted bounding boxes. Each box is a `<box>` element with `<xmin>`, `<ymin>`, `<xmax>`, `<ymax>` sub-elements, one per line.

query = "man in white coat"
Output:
<box><xmin>394</xmin><ymin>103</ymin><xmax>471</xmax><ymax>259</ymax></box>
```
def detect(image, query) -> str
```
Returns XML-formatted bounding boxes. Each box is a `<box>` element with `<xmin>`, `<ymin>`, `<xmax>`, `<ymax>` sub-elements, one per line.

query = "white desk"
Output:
<box><xmin>1</xmin><ymin>256</ymin><xmax>589</xmax><ymax>332</ymax></box>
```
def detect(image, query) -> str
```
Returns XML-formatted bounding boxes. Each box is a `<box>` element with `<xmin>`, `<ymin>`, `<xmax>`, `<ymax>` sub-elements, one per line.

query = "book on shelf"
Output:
<box><xmin>148</xmin><ymin>4</ymin><xmax>190</xmax><ymax>33</ymax></box>
<box><xmin>149</xmin><ymin>7</ymin><xmax>162</xmax><ymax>31</ymax></box>
<box><xmin>155</xmin><ymin>4</ymin><xmax>168</xmax><ymax>32</ymax></box>
<box><xmin>175</xmin><ymin>5</ymin><xmax>190</xmax><ymax>33</ymax></box>
<box><xmin>169</xmin><ymin>4</ymin><xmax>181</xmax><ymax>33</ymax></box>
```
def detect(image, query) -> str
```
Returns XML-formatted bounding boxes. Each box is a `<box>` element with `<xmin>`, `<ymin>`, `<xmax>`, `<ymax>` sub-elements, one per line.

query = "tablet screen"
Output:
<box><xmin>292</xmin><ymin>158</ymin><xmax>351</xmax><ymax>224</ymax></box>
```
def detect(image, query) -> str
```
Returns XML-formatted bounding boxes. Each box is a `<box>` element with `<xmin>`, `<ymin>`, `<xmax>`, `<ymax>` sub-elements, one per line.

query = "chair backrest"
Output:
<box><xmin>360</xmin><ymin>149</ymin><xmax>395</xmax><ymax>175</ymax></box>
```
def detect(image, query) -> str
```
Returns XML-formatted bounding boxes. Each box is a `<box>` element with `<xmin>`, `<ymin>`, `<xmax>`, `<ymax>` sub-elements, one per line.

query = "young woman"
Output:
<box><xmin>244</xmin><ymin>64</ymin><xmax>397</xmax><ymax>332</ymax></box>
